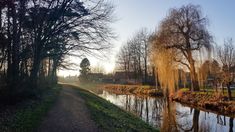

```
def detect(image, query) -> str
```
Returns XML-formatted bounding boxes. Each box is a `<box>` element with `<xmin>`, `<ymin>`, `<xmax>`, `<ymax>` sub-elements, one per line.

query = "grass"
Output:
<box><xmin>103</xmin><ymin>84</ymin><xmax>163</xmax><ymax>97</ymax></box>
<box><xmin>0</xmin><ymin>85</ymin><xmax>61</xmax><ymax>132</ymax></box>
<box><xmin>179</xmin><ymin>87</ymin><xmax>235</xmax><ymax>97</ymax></box>
<box><xmin>72</xmin><ymin>85</ymin><xmax>158</xmax><ymax>132</ymax></box>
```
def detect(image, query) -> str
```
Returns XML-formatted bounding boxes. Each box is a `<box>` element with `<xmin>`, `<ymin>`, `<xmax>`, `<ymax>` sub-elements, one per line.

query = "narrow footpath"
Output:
<box><xmin>38</xmin><ymin>85</ymin><xmax>98</xmax><ymax>132</ymax></box>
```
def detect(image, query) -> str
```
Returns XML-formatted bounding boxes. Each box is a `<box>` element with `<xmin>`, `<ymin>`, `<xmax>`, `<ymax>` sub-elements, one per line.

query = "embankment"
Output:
<box><xmin>173</xmin><ymin>91</ymin><xmax>235</xmax><ymax>117</ymax></box>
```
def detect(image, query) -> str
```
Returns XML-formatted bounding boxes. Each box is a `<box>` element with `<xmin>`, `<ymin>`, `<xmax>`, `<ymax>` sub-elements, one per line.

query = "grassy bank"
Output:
<box><xmin>103</xmin><ymin>84</ymin><xmax>163</xmax><ymax>97</ymax></box>
<box><xmin>173</xmin><ymin>89</ymin><xmax>235</xmax><ymax>117</ymax></box>
<box><xmin>71</xmin><ymin>85</ymin><xmax>158</xmax><ymax>132</ymax></box>
<box><xmin>0</xmin><ymin>85</ymin><xmax>61</xmax><ymax>132</ymax></box>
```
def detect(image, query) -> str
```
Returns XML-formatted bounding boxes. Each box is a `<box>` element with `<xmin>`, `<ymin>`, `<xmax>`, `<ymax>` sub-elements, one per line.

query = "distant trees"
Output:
<box><xmin>198</xmin><ymin>59</ymin><xmax>221</xmax><ymax>91</ymax></box>
<box><xmin>116</xmin><ymin>28</ymin><xmax>152</xmax><ymax>84</ymax></box>
<box><xmin>0</xmin><ymin>0</ymin><xmax>115</xmax><ymax>101</ymax></box>
<box><xmin>91</xmin><ymin>63</ymin><xmax>105</xmax><ymax>73</ymax></box>
<box><xmin>79</xmin><ymin>58</ymin><xmax>91</xmax><ymax>83</ymax></box>
<box><xmin>217</xmin><ymin>38</ymin><xmax>235</xmax><ymax>100</ymax></box>
<box><xmin>151</xmin><ymin>4</ymin><xmax>212</xmax><ymax>91</ymax></box>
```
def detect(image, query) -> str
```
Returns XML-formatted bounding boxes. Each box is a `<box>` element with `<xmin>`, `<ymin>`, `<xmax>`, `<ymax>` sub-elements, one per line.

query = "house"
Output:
<box><xmin>113</xmin><ymin>71</ymin><xmax>141</xmax><ymax>84</ymax></box>
<box><xmin>88</xmin><ymin>73</ymin><xmax>104</xmax><ymax>82</ymax></box>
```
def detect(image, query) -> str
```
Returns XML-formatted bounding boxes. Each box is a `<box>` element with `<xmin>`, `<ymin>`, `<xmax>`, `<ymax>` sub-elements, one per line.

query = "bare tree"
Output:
<box><xmin>116</xmin><ymin>28</ymin><xmax>151</xmax><ymax>83</ymax></box>
<box><xmin>151</xmin><ymin>4</ymin><xmax>212</xmax><ymax>91</ymax></box>
<box><xmin>217</xmin><ymin>38</ymin><xmax>234</xmax><ymax>100</ymax></box>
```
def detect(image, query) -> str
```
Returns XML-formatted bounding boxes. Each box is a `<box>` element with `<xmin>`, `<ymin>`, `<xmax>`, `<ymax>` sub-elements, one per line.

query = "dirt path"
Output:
<box><xmin>37</xmin><ymin>85</ymin><xmax>98</xmax><ymax>132</ymax></box>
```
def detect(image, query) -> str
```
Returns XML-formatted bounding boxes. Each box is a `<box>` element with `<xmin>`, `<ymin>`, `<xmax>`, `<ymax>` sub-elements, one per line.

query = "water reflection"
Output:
<box><xmin>98</xmin><ymin>90</ymin><xmax>235</xmax><ymax>132</ymax></box>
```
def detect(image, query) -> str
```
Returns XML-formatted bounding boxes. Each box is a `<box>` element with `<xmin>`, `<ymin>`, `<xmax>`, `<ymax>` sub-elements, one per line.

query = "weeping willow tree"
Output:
<box><xmin>150</xmin><ymin>4</ymin><xmax>212</xmax><ymax>92</ymax></box>
<box><xmin>150</xmin><ymin>35</ymin><xmax>180</xmax><ymax>96</ymax></box>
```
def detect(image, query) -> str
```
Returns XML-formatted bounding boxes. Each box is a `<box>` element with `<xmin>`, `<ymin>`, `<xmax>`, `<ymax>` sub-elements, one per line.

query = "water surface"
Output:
<box><xmin>96</xmin><ymin>90</ymin><xmax>234</xmax><ymax>132</ymax></box>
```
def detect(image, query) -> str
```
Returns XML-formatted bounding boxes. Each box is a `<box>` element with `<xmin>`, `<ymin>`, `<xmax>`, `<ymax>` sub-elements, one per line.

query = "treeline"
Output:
<box><xmin>0</xmin><ymin>0</ymin><xmax>114</xmax><ymax>102</ymax></box>
<box><xmin>117</xmin><ymin>4</ymin><xmax>234</xmax><ymax>100</ymax></box>
<box><xmin>116</xmin><ymin>28</ymin><xmax>153</xmax><ymax>84</ymax></box>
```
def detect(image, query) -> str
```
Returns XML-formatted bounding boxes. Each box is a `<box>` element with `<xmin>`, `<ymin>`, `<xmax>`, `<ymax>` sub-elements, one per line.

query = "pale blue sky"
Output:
<box><xmin>58</xmin><ymin>0</ymin><xmax>235</xmax><ymax>76</ymax></box>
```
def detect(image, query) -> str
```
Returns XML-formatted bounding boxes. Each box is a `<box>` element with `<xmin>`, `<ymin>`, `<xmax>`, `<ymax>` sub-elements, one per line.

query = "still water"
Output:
<box><xmin>97</xmin><ymin>90</ymin><xmax>234</xmax><ymax>132</ymax></box>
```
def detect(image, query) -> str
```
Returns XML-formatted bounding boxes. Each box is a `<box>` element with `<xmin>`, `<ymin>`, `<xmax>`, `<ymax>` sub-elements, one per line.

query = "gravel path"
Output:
<box><xmin>37</xmin><ymin>85</ymin><xmax>98</xmax><ymax>132</ymax></box>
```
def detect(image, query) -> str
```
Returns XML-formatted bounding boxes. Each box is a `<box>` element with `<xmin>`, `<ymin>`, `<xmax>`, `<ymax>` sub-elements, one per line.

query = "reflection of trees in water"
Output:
<box><xmin>229</xmin><ymin>117</ymin><xmax>234</xmax><ymax>132</ymax></box>
<box><xmin>217</xmin><ymin>115</ymin><xmax>227</xmax><ymax>126</ymax></box>
<box><xmin>122</xmin><ymin>95</ymin><xmax>165</xmax><ymax>127</ymax></box>
<box><xmin>161</xmin><ymin>98</ymin><xmax>178</xmax><ymax>132</ymax></box>
<box><xmin>163</xmin><ymin>104</ymin><xmax>201</xmax><ymax>132</ymax></box>
<box><xmin>152</xmin><ymin>97</ymin><xmax>165</xmax><ymax>128</ymax></box>
<box><xmin>117</xmin><ymin>93</ymin><xmax>234</xmax><ymax>132</ymax></box>
<box><xmin>121</xmin><ymin>95</ymin><xmax>201</xmax><ymax>131</ymax></box>
<box><xmin>145</xmin><ymin>97</ymin><xmax>149</xmax><ymax>123</ymax></box>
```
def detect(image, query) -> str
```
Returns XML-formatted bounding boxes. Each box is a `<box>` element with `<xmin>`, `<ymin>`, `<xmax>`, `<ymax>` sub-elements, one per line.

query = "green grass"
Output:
<box><xmin>72</xmin><ymin>86</ymin><xmax>158</xmax><ymax>132</ymax></box>
<box><xmin>1</xmin><ymin>85</ymin><xmax>61</xmax><ymax>132</ymax></box>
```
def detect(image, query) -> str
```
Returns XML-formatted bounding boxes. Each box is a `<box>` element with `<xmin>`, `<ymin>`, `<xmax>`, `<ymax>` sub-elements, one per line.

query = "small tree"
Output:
<box><xmin>79</xmin><ymin>58</ymin><xmax>91</xmax><ymax>82</ymax></box>
<box><xmin>217</xmin><ymin>38</ymin><xmax>234</xmax><ymax>100</ymax></box>
<box><xmin>210</xmin><ymin>60</ymin><xmax>221</xmax><ymax>91</ymax></box>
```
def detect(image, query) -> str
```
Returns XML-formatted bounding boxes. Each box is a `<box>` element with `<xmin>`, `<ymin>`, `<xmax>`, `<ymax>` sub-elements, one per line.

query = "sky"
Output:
<box><xmin>58</xmin><ymin>0</ymin><xmax>235</xmax><ymax>77</ymax></box>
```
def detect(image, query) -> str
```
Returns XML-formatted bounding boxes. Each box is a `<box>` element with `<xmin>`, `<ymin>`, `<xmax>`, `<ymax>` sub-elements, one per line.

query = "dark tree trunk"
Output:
<box><xmin>7</xmin><ymin>5</ymin><xmax>12</xmax><ymax>87</ymax></box>
<box><xmin>188</xmin><ymin>50</ymin><xmax>199</xmax><ymax>91</ymax></box>
<box><xmin>226</xmin><ymin>83</ymin><xmax>232</xmax><ymax>100</ymax></box>
<box><xmin>51</xmin><ymin>58</ymin><xmax>58</xmax><ymax>84</ymax></box>
<box><xmin>145</xmin><ymin>97</ymin><xmax>149</xmax><ymax>123</ymax></box>
<box><xmin>0</xmin><ymin>7</ymin><xmax>2</xmax><ymax>29</ymax></box>
<box><xmin>30</xmin><ymin>54</ymin><xmax>40</xmax><ymax>88</ymax></box>
<box><xmin>11</xmin><ymin>2</ymin><xmax>20</xmax><ymax>85</ymax></box>
<box><xmin>193</xmin><ymin>109</ymin><xmax>200</xmax><ymax>132</ymax></box>
<box><xmin>229</xmin><ymin>117</ymin><xmax>233</xmax><ymax>132</ymax></box>
<box><xmin>144</xmin><ymin>57</ymin><xmax>147</xmax><ymax>84</ymax></box>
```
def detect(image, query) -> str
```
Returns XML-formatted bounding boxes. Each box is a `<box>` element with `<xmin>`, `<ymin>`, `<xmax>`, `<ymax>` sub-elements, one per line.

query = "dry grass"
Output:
<box><xmin>103</xmin><ymin>84</ymin><xmax>163</xmax><ymax>97</ymax></box>
<box><xmin>173</xmin><ymin>90</ymin><xmax>235</xmax><ymax>117</ymax></box>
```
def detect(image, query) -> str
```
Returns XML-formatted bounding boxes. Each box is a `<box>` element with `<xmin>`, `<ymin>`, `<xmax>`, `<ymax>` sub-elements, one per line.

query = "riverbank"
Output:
<box><xmin>173</xmin><ymin>90</ymin><xmax>235</xmax><ymax>117</ymax></box>
<box><xmin>70</xmin><ymin>84</ymin><xmax>159</xmax><ymax>131</ymax></box>
<box><xmin>0</xmin><ymin>85</ymin><xmax>61</xmax><ymax>131</ymax></box>
<box><xmin>103</xmin><ymin>84</ymin><xmax>163</xmax><ymax>97</ymax></box>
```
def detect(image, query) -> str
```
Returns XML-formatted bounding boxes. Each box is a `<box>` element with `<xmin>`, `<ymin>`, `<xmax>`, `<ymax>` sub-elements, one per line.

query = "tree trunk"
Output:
<box><xmin>11</xmin><ymin>2</ymin><xmax>20</xmax><ymax>84</ymax></box>
<box><xmin>145</xmin><ymin>97</ymin><xmax>149</xmax><ymax>123</ymax></box>
<box><xmin>51</xmin><ymin>58</ymin><xmax>58</xmax><ymax>84</ymax></box>
<box><xmin>30</xmin><ymin>54</ymin><xmax>40</xmax><ymax>88</ymax></box>
<box><xmin>188</xmin><ymin>50</ymin><xmax>199</xmax><ymax>91</ymax></box>
<box><xmin>193</xmin><ymin>109</ymin><xmax>200</xmax><ymax>132</ymax></box>
<box><xmin>144</xmin><ymin>57</ymin><xmax>147</xmax><ymax>84</ymax></box>
<box><xmin>7</xmin><ymin>5</ymin><xmax>12</xmax><ymax>87</ymax></box>
<box><xmin>229</xmin><ymin>117</ymin><xmax>233</xmax><ymax>132</ymax></box>
<box><xmin>226</xmin><ymin>83</ymin><xmax>232</xmax><ymax>100</ymax></box>
<box><xmin>0</xmin><ymin>7</ymin><xmax>2</xmax><ymax>29</ymax></box>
